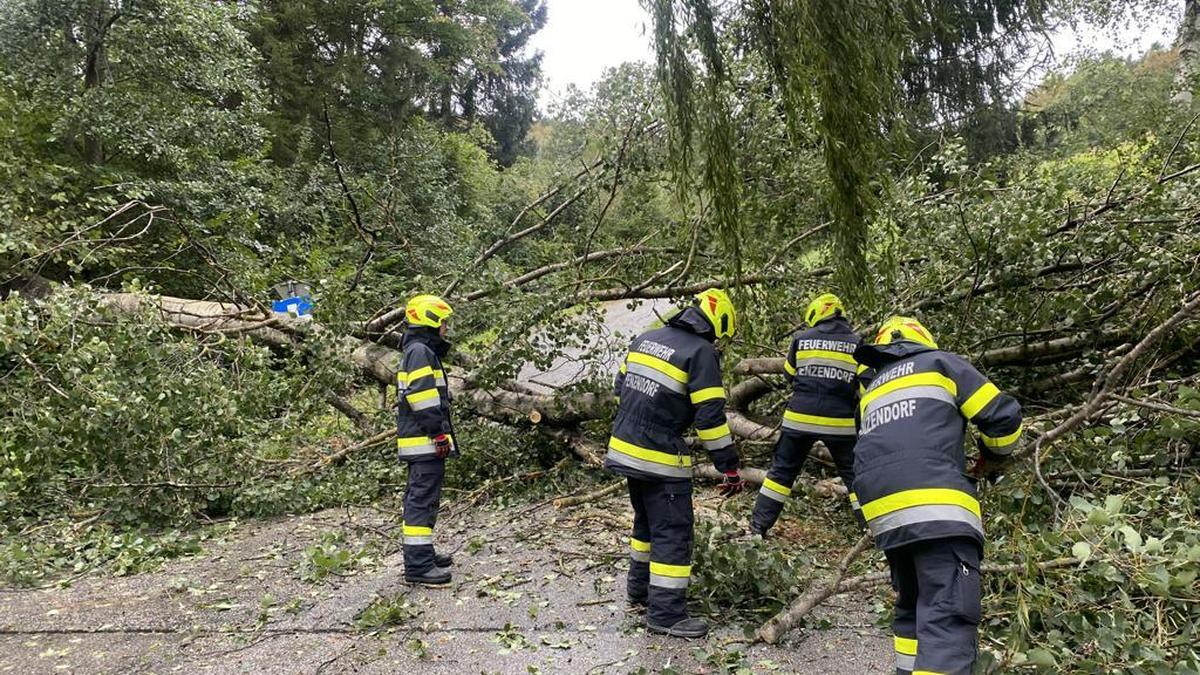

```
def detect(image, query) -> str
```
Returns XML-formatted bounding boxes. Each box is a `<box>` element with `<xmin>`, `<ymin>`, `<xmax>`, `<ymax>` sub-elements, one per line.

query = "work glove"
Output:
<box><xmin>717</xmin><ymin>470</ymin><xmax>745</xmax><ymax>498</ymax></box>
<box><xmin>970</xmin><ymin>456</ymin><xmax>1004</xmax><ymax>484</ymax></box>
<box><xmin>433</xmin><ymin>434</ymin><xmax>452</xmax><ymax>459</ymax></box>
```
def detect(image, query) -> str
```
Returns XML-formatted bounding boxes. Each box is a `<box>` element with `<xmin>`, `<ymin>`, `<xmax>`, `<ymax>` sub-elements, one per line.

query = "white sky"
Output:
<box><xmin>531</xmin><ymin>0</ymin><xmax>1183</xmax><ymax>111</ymax></box>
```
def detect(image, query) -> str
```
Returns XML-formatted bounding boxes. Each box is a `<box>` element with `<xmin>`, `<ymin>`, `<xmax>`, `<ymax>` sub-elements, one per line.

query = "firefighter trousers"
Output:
<box><xmin>886</xmin><ymin>536</ymin><xmax>982</xmax><ymax>675</ymax></box>
<box><xmin>402</xmin><ymin>458</ymin><xmax>445</xmax><ymax>574</ymax></box>
<box><xmin>625</xmin><ymin>478</ymin><xmax>694</xmax><ymax>627</ymax></box>
<box><xmin>750</xmin><ymin>431</ymin><xmax>860</xmax><ymax>533</ymax></box>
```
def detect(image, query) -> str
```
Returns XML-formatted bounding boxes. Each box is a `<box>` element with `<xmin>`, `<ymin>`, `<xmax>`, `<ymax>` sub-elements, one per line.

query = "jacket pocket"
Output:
<box><xmin>950</xmin><ymin>540</ymin><xmax>982</xmax><ymax>624</ymax></box>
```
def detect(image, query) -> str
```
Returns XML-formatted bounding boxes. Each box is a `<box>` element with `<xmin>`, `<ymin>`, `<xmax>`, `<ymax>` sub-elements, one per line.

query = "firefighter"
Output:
<box><xmin>605</xmin><ymin>288</ymin><xmax>744</xmax><ymax>639</ymax></box>
<box><xmin>749</xmin><ymin>293</ymin><xmax>863</xmax><ymax>537</ymax></box>
<box><xmin>395</xmin><ymin>294</ymin><xmax>458</xmax><ymax>586</ymax></box>
<box><xmin>853</xmin><ymin>316</ymin><xmax>1023</xmax><ymax>675</ymax></box>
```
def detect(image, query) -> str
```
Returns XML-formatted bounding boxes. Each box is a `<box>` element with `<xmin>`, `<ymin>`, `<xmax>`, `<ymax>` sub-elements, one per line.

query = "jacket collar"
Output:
<box><xmin>814</xmin><ymin>316</ymin><xmax>852</xmax><ymax>334</ymax></box>
<box><xmin>404</xmin><ymin>325</ymin><xmax>452</xmax><ymax>357</ymax></box>
<box><xmin>667</xmin><ymin>306</ymin><xmax>716</xmax><ymax>342</ymax></box>
<box><xmin>854</xmin><ymin>341</ymin><xmax>935</xmax><ymax>369</ymax></box>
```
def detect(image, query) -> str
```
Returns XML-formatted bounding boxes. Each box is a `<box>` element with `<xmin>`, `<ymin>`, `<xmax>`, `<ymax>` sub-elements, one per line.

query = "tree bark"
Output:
<box><xmin>1173</xmin><ymin>0</ymin><xmax>1200</xmax><ymax>106</ymax></box>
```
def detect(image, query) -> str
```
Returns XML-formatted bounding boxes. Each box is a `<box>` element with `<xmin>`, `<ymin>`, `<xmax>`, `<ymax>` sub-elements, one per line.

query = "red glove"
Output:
<box><xmin>970</xmin><ymin>456</ymin><xmax>988</xmax><ymax>479</ymax></box>
<box><xmin>433</xmin><ymin>434</ymin><xmax>452</xmax><ymax>458</ymax></box>
<box><xmin>717</xmin><ymin>470</ymin><xmax>745</xmax><ymax>498</ymax></box>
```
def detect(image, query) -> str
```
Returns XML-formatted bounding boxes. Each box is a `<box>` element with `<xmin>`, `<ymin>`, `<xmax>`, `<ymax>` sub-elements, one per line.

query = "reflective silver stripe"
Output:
<box><xmin>649</xmin><ymin>574</ymin><xmax>689</xmax><ymax>589</ymax></box>
<box><xmin>862</xmin><ymin>386</ymin><xmax>956</xmax><ymax>420</ymax></box>
<box><xmin>702</xmin><ymin>435</ymin><xmax>734</xmax><ymax>451</ymax></box>
<box><xmin>759</xmin><ymin>485</ymin><xmax>787</xmax><ymax>503</ymax></box>
<box><xmin>625</xmin><ymin>362</ymin><xmax>687</xmax><ymax>394</ymax></box>
<box><xmin>895</xmin><ymin>653</ymin><xmax>915</xmax><ymax>672</ymax></box>
<box><xmin>398</xmin><ymin>445</ymin><xmax>437</xmax><ymax>458</ymax></box>
<box><xmin>850</xmin><ymin>496</ymin><xmax>862</xmax><ymax>510</ymax></box>
<box><xmin>781</xmin><ymin>418</ymin><xmax>857</xmax><ymax>436</ymax></box>
<box><xmin>868</xmin><ymin>504</ymin><xmax>984</xmax><ymax>538</ymax></box>
<box><xmin>409</xmin><ymin>395</ymin><xmax>441</xmax><ymax>411</ymax></box>
<box><xmin>604</xmin><ymin>449</ymin><xmax>693</xmax><ymax>479</ymax></box>
<box><xmin>795</xmin><ymin>357</ymin><xmax>857</xmax><ymax>372</ymax></box>
<box><xmin>404</xmin><ymin>535</ymin><xmax>433</xmax><ymax>546</ymax></box>
<box><xmin>435</xmin><ymin>376</ymin><xmax>447</xmax><ymax>387</ymax></box>
<box><xmin>630</xmin><ymin>550</ymin><xmax>650</xmax><ymax>563</ymax></box>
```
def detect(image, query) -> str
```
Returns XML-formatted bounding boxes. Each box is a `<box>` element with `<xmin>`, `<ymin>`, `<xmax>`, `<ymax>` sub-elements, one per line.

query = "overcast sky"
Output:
<box><xmin>529</xmin><ymin>0</ymin><xmax>1183</xmax><ymax>111</ymax></box>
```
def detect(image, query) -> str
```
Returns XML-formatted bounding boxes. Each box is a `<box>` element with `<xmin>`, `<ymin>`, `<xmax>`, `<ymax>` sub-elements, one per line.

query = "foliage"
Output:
<box><xmin>356</xmin><ymin>593</ymin><xmax>424</xmax><ymax>631</ymax></box>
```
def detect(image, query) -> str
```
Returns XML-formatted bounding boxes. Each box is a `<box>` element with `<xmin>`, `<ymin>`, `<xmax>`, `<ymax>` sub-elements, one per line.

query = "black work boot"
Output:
<box><xmin>406</xmin><ymin>567</ymin><xmax>452</xmax><ymax>587</ymax></box>
<box><xmin>747</xmin><ymin>517</ymin><xmax>768</xmax><ymax>539</ymax></box>
<box><xmin>647</xmin><ymin>616</ymin><xmax>709</xmax><ymax>638</ymax></box>
<box><xmin>434</xmin><ymin>551</ymin><xmax>454</xmax><ymax>568</ymax></box>
<box><xmin>626</xmin><ymin>593</ymin><xmax>647</xmax><ymax>610</ymax></box>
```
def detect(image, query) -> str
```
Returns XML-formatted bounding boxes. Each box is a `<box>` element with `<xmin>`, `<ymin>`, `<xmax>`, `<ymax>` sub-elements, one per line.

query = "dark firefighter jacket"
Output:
<box><xmin>395</xmin><ymin>327</ymin><xmax>457</xmax><ymax>462</ymax></box>
<box><xmin>851</xmin><ymin>341</ymin><xmax>1023</xmax><ymax>552</ymax></box>
<box><xmin>782</xmin><ymin>316</ymin><xmax>863</xmax><ymax>437</ymax></box>
<box><xmin>604</xmin><ymin>307</ymin><xmax>739</xmax><ymax>482</ymax></box>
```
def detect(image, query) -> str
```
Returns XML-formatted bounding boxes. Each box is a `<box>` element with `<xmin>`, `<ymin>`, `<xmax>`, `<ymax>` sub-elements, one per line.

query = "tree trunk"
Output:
<box><xmin>1174</xmin><ymin>0</ymin><xmax>1200</xmax><ymax>106</ymax></box>
<box><xmin>82</xmin><ymin>0</ymin><xmax>115</xmax><ymax>164</ymax></box>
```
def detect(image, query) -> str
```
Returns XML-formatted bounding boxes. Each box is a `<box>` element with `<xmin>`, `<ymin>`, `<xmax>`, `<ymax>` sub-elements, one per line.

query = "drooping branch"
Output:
<box><xmin>462</xmin><ymin>246</ymin><xmax>662</xmax><ymax>302</ymax></box>
<box><xmin>577</xmin><ymin>268</ymin><xmax>832</xmax><ymax>303</ymax></box>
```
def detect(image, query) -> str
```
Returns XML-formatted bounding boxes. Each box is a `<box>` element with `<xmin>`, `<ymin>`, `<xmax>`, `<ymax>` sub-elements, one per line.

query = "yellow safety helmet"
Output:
<box><xmin>804</xmin><ymin>293</ymin><xmax>845</xmax><ymax>327</ymax></box>
<box><xmin>405</xmin><ymin>294</ymin><xmax>454</xmax><ymax>328</ymax></box>
<box><xmin>694</xmin><ymin>288</ymin><xmax>736</xmax><ymax>339</ymax></box>
<box><xmin>874</xmin><ymin>315</ymin><xmax>938</xmax><ymax>349</ymax></box>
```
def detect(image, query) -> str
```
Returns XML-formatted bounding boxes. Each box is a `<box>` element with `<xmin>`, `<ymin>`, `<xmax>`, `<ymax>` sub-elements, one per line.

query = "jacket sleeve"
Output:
<box><xmin>783</xmin><ymin>333</ymin><xmax>799</xmax><ymax>385</ymax></box>
<box><xmin>950</xmin><ymin>356</ymin><xmax>1023</xmax><ymax>462</ymax></box>
<box><xmin>688</xmin><ymin>345</ymin><xmax>739</xmax><ymax>473</ymax></box>
<box><xmin>399</xmin><ymin>345</ymin><xmax>450</xmax><ymax>438</ymax></box>
<box><xmin>613</xmin><ymin>351</ymin><xmax>629</xmax><ymax>403</ymax></box>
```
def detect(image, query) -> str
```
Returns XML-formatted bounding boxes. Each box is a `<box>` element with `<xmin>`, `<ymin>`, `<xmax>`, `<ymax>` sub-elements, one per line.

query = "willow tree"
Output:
<box><xmin>644</xmin><ymin>0</ymin><xmax>1049</xmax><ymax>297</ymax></box>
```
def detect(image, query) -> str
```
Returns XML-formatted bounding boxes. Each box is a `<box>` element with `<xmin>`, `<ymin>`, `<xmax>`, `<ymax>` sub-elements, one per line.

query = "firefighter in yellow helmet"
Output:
<box><xmin>395</xmin><ymin>294</ymin><xmax>457</xmax><ymax>586</ymax></box>
<box><xmin>750</xmin><ymin>293</ymin><xmax>865</xmax><ymax>536</ymax></box>
<box><xmin>854</xmin><ymin>316</ymin><xmax>1023</xmax><ymax>674</ymax></box>
<box><xmin>606</xmin><ymin>288</ymin><xmax>743</xmax><ymax>638</ymax></box>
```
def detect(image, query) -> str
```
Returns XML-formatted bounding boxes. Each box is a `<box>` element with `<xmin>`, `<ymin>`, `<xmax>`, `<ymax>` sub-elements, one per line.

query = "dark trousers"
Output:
<box><xmin>402</xmin><ymin>459</ymin><xmax>445</xmax><ymax>574</ymax></box>
<box><xmin>886</xmin><ymin>537</ymin><xmax>982</xmax><ymax>675</ymax></box>
<box><xmin>625</xmin><ymin>478</ymin><xmax>694</xmax><ymax>626</ymax></box>
<box><xmin>750</xmin><ymin>431</ymin><xmax>860</xmax><ymax>533</ymax></box>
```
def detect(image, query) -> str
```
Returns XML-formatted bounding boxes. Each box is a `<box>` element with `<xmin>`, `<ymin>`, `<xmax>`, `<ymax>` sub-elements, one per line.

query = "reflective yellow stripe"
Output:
<box><xmin>689</xmin><ymin>387</ymin><xmax>725</xmax><ymax>405</ymax></box>
<box><xmin>397</xmin><ymin>435</ymin><xmax>451</xmax><ymax>447</ymax></box>
<box><xmin>961</xmin><ymin>382</ymin><xmax>1000</xmax><ymax>419</ymax></box>
<box><xmin>402</xmin><ymin>525</ymin><xmax>432</xmax><ymax>536</ymax></box>
<box><xmin>608</xmin><ymin>436</ymin><xmax>693</xmax><ymax>467</ymax></box>
<box><xmin>861</xmin><ymin>372</ymin><xmax>958</xmax><ymax>412</ymax></box>
<box><xmin>619</xmin><ymin>361</ymin><xmax>627</xmax><ymax>374</ymax></box>
<box><xmin>627</xmin><ymin>352</ymin><xmax>688</xmax><ymax>384</ymax></box>
<box><xmin>763</xmin><ymin>478</ymin><xmax>791</xmax><ymax>497</ymax></box>
<box><xmin>630</xmin><ymin>538</ymin><xmax>651</xmax><ymax>552</ymax></box>
<box><xmin>649</xmin><ymin>562</ymin><xmax>691</xmax><ymax>578</ymax></box>
<box><xmin>696</xmin><ymin>423</ymin><xmax>732</xmax><ymax>441</ymax></box>
<box><xmin>794</xmin><ymin>349</ymin><xmax>857</xmax><ymax>365</ymax></box>
<box><xmin>784</xmin><ymin>359</ymin><xmax>797</xmax><ymax>376</ymax></box>
<box><xmin>782</xmin><ymin>410</ymin><xmax>856</xmax><ymax>427</ymax></box>
<box><xmin>402</xmin><ymin>366</ymin><xmax>435</xmax><ymax>383</ymax></box>
<box><xmin>913</xmin><ymin>671</ymin><xmax>948</xmax><ymax>675</ymax></box>
<box><xmin>982</xmin><ymin>424</ymin><xmax>1023</xmax><ymax>448</ymax></box>
<box><xmin>862</xmin><ymin>488</ymin><xmax>981</xmax><ymax>521</ymax></box>
<box><xmin>406</xmin><ymin>388</ymin><xmax>439</xmax><ymax>404</ymax></box>
<box><xmin>894</xmin><ymin>636</ymin><xmax>918</xmax><ymax>656</ymax></box>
